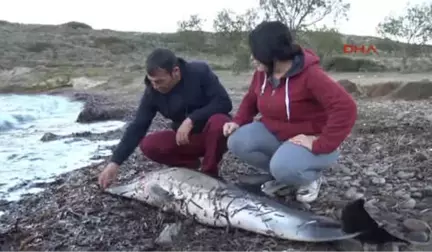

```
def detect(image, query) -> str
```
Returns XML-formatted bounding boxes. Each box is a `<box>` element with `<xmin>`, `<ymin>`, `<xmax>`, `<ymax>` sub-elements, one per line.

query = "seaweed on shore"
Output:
<box><xmin>1</xmin><ymin>88</ymin><xmax>432</xmax><ymax>251</ymax></box>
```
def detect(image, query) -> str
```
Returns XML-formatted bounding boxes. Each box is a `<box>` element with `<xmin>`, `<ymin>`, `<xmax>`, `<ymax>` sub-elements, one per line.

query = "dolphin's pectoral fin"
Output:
<box><xmin>150</xmin><ymin>184</ymin><xmax>174</xmax><ymax>201</ymax></box>
<box><xmin>341</xmin><ymin>198</ymin><xmax>410</xmax><ymax>245</ymax></box>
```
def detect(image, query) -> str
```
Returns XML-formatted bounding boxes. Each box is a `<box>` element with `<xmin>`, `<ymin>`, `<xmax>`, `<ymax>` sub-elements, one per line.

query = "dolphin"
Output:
<box><xmin>103</xmin><ymin>167</ymin><xmax>408</xmax><ymax>243</ymax></box>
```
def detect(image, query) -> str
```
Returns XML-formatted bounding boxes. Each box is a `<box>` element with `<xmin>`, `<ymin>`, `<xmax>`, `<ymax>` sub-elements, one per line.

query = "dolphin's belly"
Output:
<box><xmin>224</xmin><ymin>198</ymin><xmax>306</xmax><ymax>240</ymax></box>
<box><xmin>168</xmin><ymin>188</ymin><xmax>304</xmax><ymax>240</ymax></box>
<box><xmin>170</xmin><ymin>191</ymin><xmax>230</xmax><ymax>227</ymax></box>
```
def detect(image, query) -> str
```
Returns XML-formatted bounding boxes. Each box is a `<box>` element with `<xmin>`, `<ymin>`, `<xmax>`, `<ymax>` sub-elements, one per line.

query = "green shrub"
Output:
<box><xmin>92</xmin><ymin>36</ymin><xmax>136</xmax><ymax>54</ymax></box>
<box><xmin>0</xmin><ymin>20</ymin><xmax>11</xmax><ymax>26</ymax></box>
<box><xmin>25</xmin><ymin>42</ymin><xmax>53</xmax><ymax>53</ymax></box>
<box><xmin>323</xmin><ymin>56</ymin><xmax>386</xmax><ymax>72</ymax></box>
<box><xmin>63</xmin><ymin>21</ymin><xmax>92</xmax><ymax>30</ymax></box>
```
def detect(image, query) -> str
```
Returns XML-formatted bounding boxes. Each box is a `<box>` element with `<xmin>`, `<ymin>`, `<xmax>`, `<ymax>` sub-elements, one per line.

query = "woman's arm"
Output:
<box><xmin>305</xmin><ymin>66</ymin><xmax>358</xmax><ymax>154</ymax></box>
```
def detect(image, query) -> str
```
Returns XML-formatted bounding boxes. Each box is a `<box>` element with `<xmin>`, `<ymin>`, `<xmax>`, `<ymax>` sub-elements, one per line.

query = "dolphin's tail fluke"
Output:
<box><xmin>294</xmin><ymin>216</ymin><xmax>363</xmax><ymax>242</ymax></box>
<box><xmin>341</xmin><ymin>198</ymin><xmax>410</xmax><ymax>244</ymax></box>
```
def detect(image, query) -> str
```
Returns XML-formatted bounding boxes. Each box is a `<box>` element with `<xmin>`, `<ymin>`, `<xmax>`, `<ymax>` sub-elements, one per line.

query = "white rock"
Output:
<box><xmin>70</xmin><ymin>77</ymin><xmax>107</xmax><ymax>89</ymax></box>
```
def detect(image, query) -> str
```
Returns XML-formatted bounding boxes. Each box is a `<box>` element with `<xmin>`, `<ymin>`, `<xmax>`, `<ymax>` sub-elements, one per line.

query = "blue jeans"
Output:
<box><xmin>227</xmin><ymin>122</ymin><xmax>339</xmax><ymax>187</ymax></box>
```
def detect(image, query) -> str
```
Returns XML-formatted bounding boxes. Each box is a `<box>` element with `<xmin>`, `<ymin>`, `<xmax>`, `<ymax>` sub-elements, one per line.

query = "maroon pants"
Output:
<box><xmin>139</xmin><ymin>114</ymin><xmax>231</xmax><ymax>176</ymax></box>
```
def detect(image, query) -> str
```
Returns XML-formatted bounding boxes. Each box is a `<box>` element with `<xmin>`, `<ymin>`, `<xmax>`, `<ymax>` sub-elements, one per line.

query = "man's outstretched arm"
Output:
<box><xmin>110</xmin><ymin>89</ymin><xmax>156</xmax><ymax>166</ymax></box>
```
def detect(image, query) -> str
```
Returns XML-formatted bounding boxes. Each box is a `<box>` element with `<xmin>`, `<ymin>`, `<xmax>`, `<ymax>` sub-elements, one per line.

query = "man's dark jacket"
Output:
<box><xmin>110</xmin><ymin>58</ymin><xmax>233</xmax><ymax>165</ymax></box>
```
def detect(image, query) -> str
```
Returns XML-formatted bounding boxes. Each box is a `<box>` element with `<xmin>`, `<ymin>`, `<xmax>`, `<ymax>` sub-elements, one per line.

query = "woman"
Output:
<box><xmin>223</xmin><ymin>21</ymin><xmax>357</xmax><ymax>203</ymax></box>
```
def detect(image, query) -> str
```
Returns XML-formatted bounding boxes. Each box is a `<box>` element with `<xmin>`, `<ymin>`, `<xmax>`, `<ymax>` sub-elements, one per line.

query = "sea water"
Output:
<box><xmin>0</xmin><ymin>94</ymin><xmax>126</xmax><ymax>203</ymax></box>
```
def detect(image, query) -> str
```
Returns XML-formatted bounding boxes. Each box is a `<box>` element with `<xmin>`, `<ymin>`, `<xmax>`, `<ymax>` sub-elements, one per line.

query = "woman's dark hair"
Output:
<box><xmin>248</xmin><ymin>21</ymin><xmax>302</xmax><ymax>74</ymax></box>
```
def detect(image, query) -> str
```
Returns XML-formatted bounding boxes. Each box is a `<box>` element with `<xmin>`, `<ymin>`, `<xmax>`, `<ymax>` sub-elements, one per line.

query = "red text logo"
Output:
<box><xmin>343</xmin><ymin>44</ymin><xmax>378</xmax><ymax>55</ymax></box>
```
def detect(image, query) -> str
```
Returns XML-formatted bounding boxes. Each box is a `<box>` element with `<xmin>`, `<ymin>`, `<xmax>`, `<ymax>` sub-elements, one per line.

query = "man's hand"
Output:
<box><xmin>98</xmin><ymin>162</ymin><xmax>120</xmax><ymax>189</ymax></box>
<box><xmin>288</xmin><ymin>134</ymin><xmax>318</xmax><ymax>151</ymax></box>
<box><xmin>176</xmin><ymin>118</ymin><xmax>193</xmax><ymax>145</ymax></box>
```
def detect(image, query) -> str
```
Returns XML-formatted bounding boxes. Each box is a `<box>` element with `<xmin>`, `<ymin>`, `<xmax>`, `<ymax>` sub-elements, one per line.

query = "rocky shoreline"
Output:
<box><xmin>1</xmin><ymin>80</ymin><xmax>432</xmax><ymax>251</ymax></box>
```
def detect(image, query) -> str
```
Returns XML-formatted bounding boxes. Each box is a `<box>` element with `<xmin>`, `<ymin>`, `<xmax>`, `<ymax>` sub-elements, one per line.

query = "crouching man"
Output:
<box><xmin>98</xmin><ymin>48</ymin><xmax>233</xmax><ymax>189</ymax></box>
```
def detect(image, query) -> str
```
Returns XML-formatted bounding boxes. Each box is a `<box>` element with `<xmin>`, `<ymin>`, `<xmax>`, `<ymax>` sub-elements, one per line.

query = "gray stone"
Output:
<box><xmin>422</xmin><ymin>186</ymin><xmax>432</xmax><ymax>197</ymax></box>
<box><xmin>339</xmin><ymin>165</ymin><xmax>352</xmax><ymax>174</ymax></box>
<box><xmin>394</xmin><ymin>190</ymin><xmax>411</xmax><ymax>199</ymax></box>
<box><xmin>397</xmin><ymin>171</ymin><xmax>415</xmax><ymax>179</ymax></box>
<box><xmin>410</xmin><ymin>187</ymin><xmax>419</xmax><ymax>192</ymax></box>
<box><xmin>377</xmin><ymin>242</ymin><xmax>399</xmax><ymax>251</ymax></box>
<box><xmin>406</xmin><ymin>231</ymin><xmax>429</xmax><ymax>243</ymax></box>
<box><xmin>413</xmin><ymin>152</ymin><xmax>428</xmax><ymax>162</ymax></box>
<box><xmin>333</xmin><ymin>238</ymin><xmax>363</xmax><ymax>251</ymax></box>
<box><xmin>372</xmin><ymin>177</ymin><xmax>386</xmax><ymax>185</ymax></box>
<box><xmin>40</xmin><ymin>132</ymin><xmax>59</xmax><ymax>142</ymax></box>
<box><xmin>401</xmin><ymin>198</ymin><xmax>416</xmax><ymax>209</ymax></box>
<box><xmin>403</xmin><ymin>219</ymin><xmax>430</xmax><ymax>232</ymax></box>
<box><xmin>412</xmin><ymin>192</ymin><xmax>423</xmax><ymax>199</ymax></box>
<box><xmin>365</xmin><ymin>199</ymin><xmax>379</xmax><ymax>209</ymax></box>
<box><xmin>384</xmin><ymin>184</ymin><xmax>394</xmax><ymax>191</ymax></box>
<box><xmin>365</xmin><ymin>170</ymin><xmax>379</xmax><ymax>177</ymax></box>
<box><xmin>344</xmin><ymin>187</ymin><xmax>364</xmax><ymax>200</ymax></box>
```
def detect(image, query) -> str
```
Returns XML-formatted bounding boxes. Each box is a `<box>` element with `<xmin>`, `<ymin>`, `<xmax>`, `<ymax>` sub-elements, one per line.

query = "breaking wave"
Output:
<box><xmin>0</xmin><ymin>94</ymin><xmax>125</xmax><ymax>202</ymax></box>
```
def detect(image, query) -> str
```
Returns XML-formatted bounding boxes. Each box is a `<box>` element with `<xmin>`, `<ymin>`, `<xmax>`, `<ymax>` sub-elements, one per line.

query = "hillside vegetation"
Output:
<box><xmin>0</xmin><ymin>1</ymin><xmax>431</xmax><ymax>74</ymax></box>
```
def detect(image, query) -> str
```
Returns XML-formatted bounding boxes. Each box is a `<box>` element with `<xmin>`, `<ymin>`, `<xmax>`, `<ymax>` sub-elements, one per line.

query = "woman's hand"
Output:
<box><xmin>289</xmin><ymin>134</ymin><xmax>318</xmax><ymax>151</ymax></box>
<box><xmin>223</xmin><ymin>122</ymin><xmax>239</xmax><ymax>137</ymax></box>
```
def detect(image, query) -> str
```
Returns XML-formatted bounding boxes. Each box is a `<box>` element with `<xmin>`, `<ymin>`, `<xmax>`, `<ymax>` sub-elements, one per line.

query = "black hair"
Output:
<box><xmin>248</xmin><ymin>21</ymin><xmax>302</xmax><ymax>75</ymax></box>
<box><xmin>145</xmin><ymin>48</ymin><xmax>179</xmax><ymax>76</ymax></box>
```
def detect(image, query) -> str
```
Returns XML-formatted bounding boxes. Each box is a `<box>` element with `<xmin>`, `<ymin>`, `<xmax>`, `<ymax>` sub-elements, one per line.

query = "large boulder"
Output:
<box><xmin>76</xmin><ymin>105</ymin><xmax>129</xmax><ymax>123</ymax></box>
<box><xmin>75</xmin><ymin>94</ymin><xmax>132</xmax><ymax>123</ymax></box>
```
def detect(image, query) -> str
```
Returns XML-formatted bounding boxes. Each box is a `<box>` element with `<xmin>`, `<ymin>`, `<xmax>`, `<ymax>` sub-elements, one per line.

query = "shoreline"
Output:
<box><xmin>0</xmin><ymin>89</ymin><xmax>130</xmax><ymax>204</ymax></box>
<box><xmin>1</xmin><ymin>80</ymin><xmax>432</xmax><ymax>250</ymax></box>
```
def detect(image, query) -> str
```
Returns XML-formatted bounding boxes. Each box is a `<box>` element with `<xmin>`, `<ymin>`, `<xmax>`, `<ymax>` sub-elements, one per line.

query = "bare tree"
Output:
<box><xmin>213</xmin><ymin>8</ymin><xmax>260</xmax><ymax>72</ymax></box>
<box><xmin>177</xmin><ymin>14</ymin><xmax>205</xmax><ymax>31</ymax></box>
<box><xmin>377</xmin><ymin>2</ymin><xmax>432</xmax><ymax>70</ymax></box>
<box><xmin>176</xmin><ymin>14</ymin><xmax>207</xmax><ymax>52</ymax></box>
<box><xmin>213</xmin><ymin>8</ymin><xmax>259</xmax><ymax>44</ymax></box>
<box><xmin>300</xmin><ymin>26</ymin><xmax>343</xmax><ymax>61</ymax></box>
<box><xmin>210</xmin><ymin>0</ymin><xmax>350</xmax><ymax>73</ymax></box>
<box><xmin>258</xmin><ymin>0</ymin><xmax>350</xmax><ymax>38</ymax></box>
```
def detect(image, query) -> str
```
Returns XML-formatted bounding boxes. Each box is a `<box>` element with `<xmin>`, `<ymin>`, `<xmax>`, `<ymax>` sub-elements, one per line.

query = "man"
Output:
<box><xmin>98</xmin><ymin>48</ymin><xmax>233</xmax><ymax>189</ymax></box>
